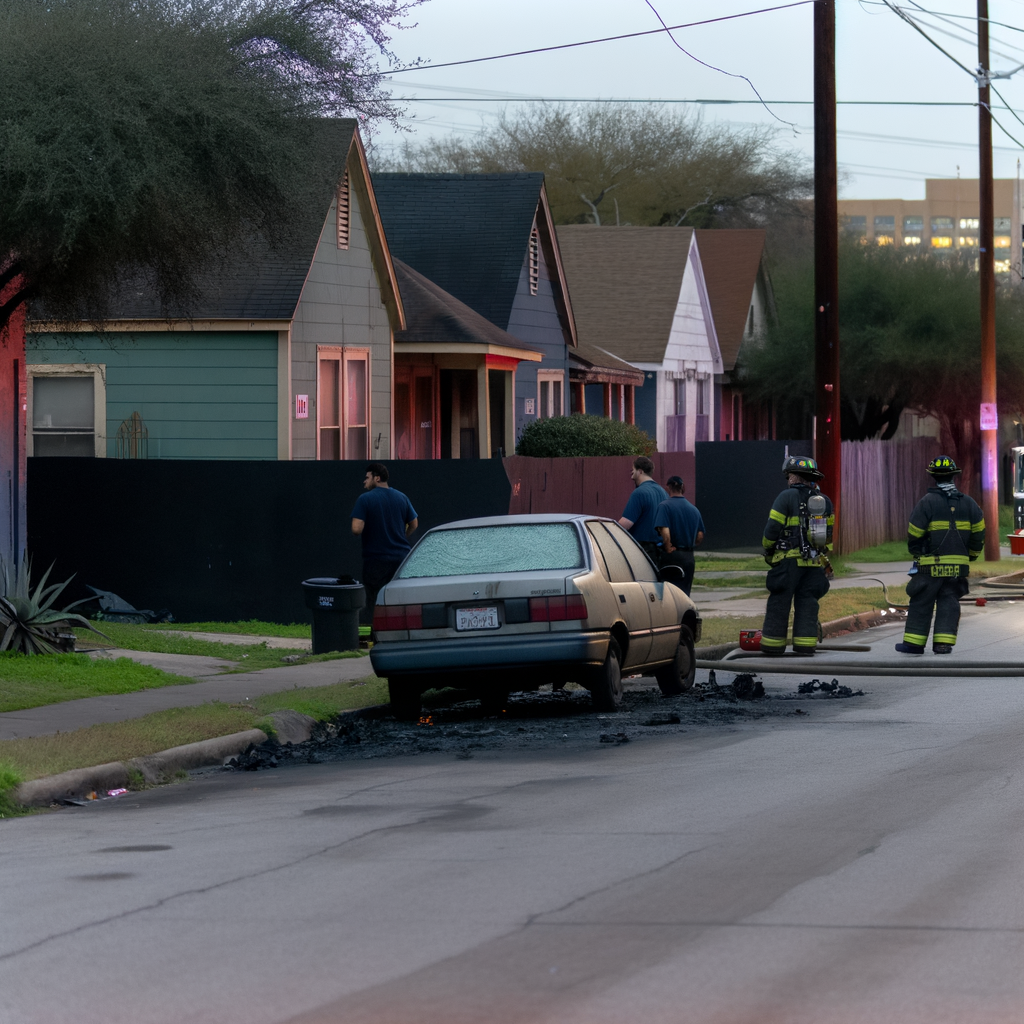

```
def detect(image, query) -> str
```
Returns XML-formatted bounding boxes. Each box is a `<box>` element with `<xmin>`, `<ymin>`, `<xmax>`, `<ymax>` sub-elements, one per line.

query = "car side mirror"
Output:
<box><xmin>659</xmin><ymin>564</ymin><xmax>685</xmax><ymax>586</ymax></box>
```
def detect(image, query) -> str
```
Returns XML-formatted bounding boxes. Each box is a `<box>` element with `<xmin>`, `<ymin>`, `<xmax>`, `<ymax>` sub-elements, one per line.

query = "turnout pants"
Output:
<box><xmin>761</xmin><ymin>559</ymin><xmax>830</xmax><ymax>653</ymax></box>
<box><xmin>903</xmin><ymin>572</ymin><xmax>967</xmax><ymax>648</ymax></box>
<box><xmin>661</xmin><ymin>549</ymin><xmax>696</xmax><ymax>596</ymax></box>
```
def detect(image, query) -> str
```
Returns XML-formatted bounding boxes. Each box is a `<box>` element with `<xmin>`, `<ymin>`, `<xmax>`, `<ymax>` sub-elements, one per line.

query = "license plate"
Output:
<box><xmin>456</xmin><ymin>606</ymin><xmax>499</xmax><ymax>631</ymax></box>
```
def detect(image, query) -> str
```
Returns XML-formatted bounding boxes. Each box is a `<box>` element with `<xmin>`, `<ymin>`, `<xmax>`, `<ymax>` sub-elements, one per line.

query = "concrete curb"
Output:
<box><xmin>10</xmin><ymin>704</ymin><xmax>392</xmax><ymax>810</ymax></box>
<box><xmin>820</xmin><ymin>609</ymin><xmax>905</xmax><ymax>637</ymax></box>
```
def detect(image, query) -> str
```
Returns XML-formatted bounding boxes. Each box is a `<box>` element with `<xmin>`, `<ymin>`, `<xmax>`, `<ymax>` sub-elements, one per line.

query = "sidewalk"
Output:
<box><xmin>0</xmin><ymin>653</ymin><xmax>376</xmax><ymax>741</ymax></box>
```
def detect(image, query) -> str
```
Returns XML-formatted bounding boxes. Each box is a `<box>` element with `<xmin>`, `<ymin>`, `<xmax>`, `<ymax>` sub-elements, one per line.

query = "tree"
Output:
<box><xmin>0</xmin><ymin>0</ymin><xmax>424</xmax><ymax>331</ymax></box>
<box><xmin>740</xmin><ymin>242</ymin><xmax>1024</xmax><ymax>490</ymax></box>
<box><xmin>373</xmin><ymin>104</ymin><xmax>811</xmax><ymax>228</ymax></box>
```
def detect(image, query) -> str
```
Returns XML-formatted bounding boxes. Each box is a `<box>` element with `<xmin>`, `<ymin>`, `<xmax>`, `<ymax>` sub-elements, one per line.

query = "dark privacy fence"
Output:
<box><xmin>28</xmin><ymin>459</ymin><xmax>511</xmax><ymax>624</ymax></box>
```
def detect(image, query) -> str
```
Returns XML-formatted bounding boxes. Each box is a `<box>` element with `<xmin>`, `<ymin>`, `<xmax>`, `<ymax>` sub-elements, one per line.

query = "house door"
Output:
<box><xmin>317</xmin><ymin>347</ymin><xmax>369</xmax><ymax>460</ymax></box>
<box><xmin>394</xmin><ymin>364</ymin><xmax>437</xmax><ymax>459</ymax></box>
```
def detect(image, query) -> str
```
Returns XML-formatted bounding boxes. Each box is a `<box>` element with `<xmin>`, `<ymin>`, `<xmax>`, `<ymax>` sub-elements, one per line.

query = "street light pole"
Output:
<box><xmin>814</xmin><ymin>0</ymin><xmax>841</xmax><ymax>541</ymax></box>
<box><xmin>978</xmin><ymin>0</ymin><xmax>1000</xmax><ymax>560</ymax></box>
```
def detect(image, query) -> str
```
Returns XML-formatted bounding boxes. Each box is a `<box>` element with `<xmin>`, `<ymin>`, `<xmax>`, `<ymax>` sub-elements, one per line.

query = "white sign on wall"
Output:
<box><xmin>980</xmin><ymin>403</ymin><xmax>998</xmax><ymax>431</ymax></box>
<box><xmin>295</xmin><ymin>395</ymin><xmax>309</xmax><ymax>420</ymax></box>
<box><xmin>524</xmin><ymin>398</ymin><xmax>536</xmax><ymax>416</ymax></box>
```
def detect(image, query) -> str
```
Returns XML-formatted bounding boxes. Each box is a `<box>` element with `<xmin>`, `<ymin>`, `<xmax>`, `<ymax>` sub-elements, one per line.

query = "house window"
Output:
<box><xmin>337</xmin><ymin>171</ymin><xmax>350</xmax><ymax>250</ymax></box>
<box><xmin>695</xmin><ymin>377</ymin><xmax>708</xmax><ymax>417</ymax></box>
<box><xmin>28</xmin><ymin>364</ymin><xmax>106</xmax><ymax>457</ymax></box>
<box><xmin>537</xmin><ymin>371</ymin><xmax>563</xmax><ymax>419</ymax></box>
<box><xmin>674</xmin><ymin>379</ymin><xmax>686</xmax><ymax>417</ymax></box>
<box><xmin>317</xmin><ymin>347</ymin><xmax>369</xmax><ymax>459</ymax></box>
<box><xmin>528</xmin><ymin>224</ymin><xmax>540</xmax><ymax>296</ymax></box>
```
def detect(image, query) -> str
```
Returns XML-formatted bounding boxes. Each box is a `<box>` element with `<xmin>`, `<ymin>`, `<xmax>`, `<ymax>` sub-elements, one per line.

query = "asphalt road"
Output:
<box><xmin>2</xmin><ymin>608</ymin><xmax>1023</xmax><ymax>1023</ymax></box>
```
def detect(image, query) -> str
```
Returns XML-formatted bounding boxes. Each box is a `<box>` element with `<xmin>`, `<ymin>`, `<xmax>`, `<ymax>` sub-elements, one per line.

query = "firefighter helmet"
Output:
<box><xmin>782</xmin><ymin>455</ymin><xmax>824</xmax><ymax>481</ymax></box>
<box><xmin>927</xmin><ymin>455</ymin><xmax>961</xmax><ymax>476</ymax></box>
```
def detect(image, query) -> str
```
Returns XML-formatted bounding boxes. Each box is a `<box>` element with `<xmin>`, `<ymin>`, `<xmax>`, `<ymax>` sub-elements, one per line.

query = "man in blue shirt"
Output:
<box><xmin>618</xmin><ymin>456</ymin><xmax>668</xmax><ymax>563</ymax></box>
<box><xmin>351</xmin><ymin>463</ymin><xmax>419</xmax><ymax>620</ymax></box>
<box><xmin>654</xmin><ymin>476</ymin><xmax>706</xmax><ymax>595</ymax></box>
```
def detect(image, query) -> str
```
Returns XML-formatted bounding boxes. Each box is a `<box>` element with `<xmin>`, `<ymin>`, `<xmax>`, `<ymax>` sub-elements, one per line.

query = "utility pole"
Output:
<box><xmin>978</xmin><ymin>0</ymin><xmax>1000</xmax><ymax>560</ymax></box>
<box><xmin>814</xmin><ymin>0</ymin><xmax>841</xmax><ymax>542</ymax></box>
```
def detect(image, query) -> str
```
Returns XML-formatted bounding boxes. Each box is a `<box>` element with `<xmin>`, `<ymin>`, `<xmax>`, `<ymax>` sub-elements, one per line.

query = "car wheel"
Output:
<box><xmin>655</xmin><ymin>625</ymin><xmax>696</xmax><ymax>696</ymax></box>
<box><xmin>590</xmin><ymin>639</ymin><xmax>623</xmax><ymax>712</ymax></box>
<box><xmin>388</xmin><ymin>676</ymin><xmax>424</xmax><ymax>721</ymax></box>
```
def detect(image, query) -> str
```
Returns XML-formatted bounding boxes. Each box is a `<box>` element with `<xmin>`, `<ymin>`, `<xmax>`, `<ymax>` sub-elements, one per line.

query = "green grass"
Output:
<box><xmin>691</xmin><ymin>574</ymin><xmax>769</xmax><ymax>589</ymax></box>
<box><xmin>694</xmin><ymin>556</ymin><xmax>770</xmax><ymax>572</ymax></box>
<box><xmin>143</xmin><ymin>619</ymin><xmax>312</xmax><ymax>639</ymax></box>
<box><xmin>696</xmin><ymin>617</ymin><xmax>764</xmax><ymax>648</ymax></box>
<box><xmin>0</xmin><ymin>675</ymin><xmax>386</xmax><ymax>791</ymax></box>
<box><xmin>75</xmin><ymin>622</ymin><xmax>366</xmax><ymax>673</ymax></box>
<box><xmin>0</xmin><ymin>760</ymin><xmax>24</xmax><ymax>817</ymax></box>
<box><xmin>0</xmin><ymin>652</ymin><xmax>196</xmax><ymax>714</ymax></box>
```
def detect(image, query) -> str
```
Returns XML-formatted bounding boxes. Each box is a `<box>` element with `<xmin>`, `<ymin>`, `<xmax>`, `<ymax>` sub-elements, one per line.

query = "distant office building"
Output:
<box><xmin>837</xmin><ymin>178</ymin><xmax>1022</xmax><ymax>274</ymax></box>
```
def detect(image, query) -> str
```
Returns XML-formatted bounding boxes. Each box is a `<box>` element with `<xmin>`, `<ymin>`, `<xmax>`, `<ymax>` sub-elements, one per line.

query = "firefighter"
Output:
<box><xmin>896</xmin><ymin>455</ymin><xmax>985</xmax><ymax>655</ymax></box>
<box><xmin>760</xmin><ymin>456</ymin><xmax>835</xmax><ymax>656</ymax></box>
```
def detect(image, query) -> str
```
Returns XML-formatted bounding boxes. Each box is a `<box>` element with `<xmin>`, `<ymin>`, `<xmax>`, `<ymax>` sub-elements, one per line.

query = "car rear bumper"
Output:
<box><xmin>370</xmin><ymin>630</ymin><xmax>611</xmax><ymax>677</ymax></box>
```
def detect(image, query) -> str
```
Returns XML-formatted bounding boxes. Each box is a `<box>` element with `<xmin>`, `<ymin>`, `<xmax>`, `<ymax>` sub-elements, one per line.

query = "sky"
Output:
<box><xmin>369</xmin><ymin>0</ymin><xmax>1024</xmax><ymax>200</ymax></box>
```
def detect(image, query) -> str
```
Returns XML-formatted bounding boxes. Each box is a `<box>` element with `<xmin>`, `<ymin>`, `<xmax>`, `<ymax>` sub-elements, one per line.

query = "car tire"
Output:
<box><xmin>655</xmin><ymin>625</ymin><xmax>696</xmax><ymax>696</ymax></box>
<box><xmin>388</xmin><ymin>676</ymin><xmax>424</xmax><ymax>721</ymax></box>
<box><xmin>590</xmin><ymin>639</ymin><xmax>623</xmax><ymax>712</ymax></box>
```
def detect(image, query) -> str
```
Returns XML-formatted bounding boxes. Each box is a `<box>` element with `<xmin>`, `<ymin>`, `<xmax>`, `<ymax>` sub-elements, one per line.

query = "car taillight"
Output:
<box><xmin>373</xmin><ymin>604</ymin><xmax>423</xmax><ymax>631</ymax></box>
<box><xmin>529</xmin><ymin>594</ymin><xmax>588</xmax><ymax>622</ymax></box>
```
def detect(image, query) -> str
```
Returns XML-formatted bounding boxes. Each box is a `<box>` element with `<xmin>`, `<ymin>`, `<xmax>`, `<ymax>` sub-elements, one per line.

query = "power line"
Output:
<box><xmin>391</xmin><ymin>96</ymin><xmax>988</xmax><ymax>106</ymax></box>
<box><xmin>639</xmin><ymin>0</ymin><xmax>794</xmax><ymax>127</ymax></box>
<box><xmin>379</xmin><ymin>2</ymin><xmax>815</xmax><ymax>75</ymax></box>
<box><xmin>861</xmin><ymin>2</ymin><xmax>1024</xmax><ymax>35</ymax></box>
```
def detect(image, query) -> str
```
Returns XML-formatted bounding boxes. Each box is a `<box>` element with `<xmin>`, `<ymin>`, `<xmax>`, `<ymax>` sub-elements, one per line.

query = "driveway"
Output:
<box><xmin>1</xmin><ymin>606</ymin><xmax>1022</xmax><ymax>1023</ymax></box>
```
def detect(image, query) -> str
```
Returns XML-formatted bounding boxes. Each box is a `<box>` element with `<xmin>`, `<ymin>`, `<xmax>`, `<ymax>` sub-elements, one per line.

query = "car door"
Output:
<box><xmin>606</xmin><ymin>522</ymin><xmax>681</xmax><ymax>663</ymax></box>
<box><xmin>586</xmin><ymin>521</ymin><xmax>652</xmax><ymax>667</ymax></box>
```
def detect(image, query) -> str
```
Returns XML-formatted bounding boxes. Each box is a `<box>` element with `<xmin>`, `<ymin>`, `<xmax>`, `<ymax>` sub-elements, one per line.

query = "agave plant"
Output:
<box><xmin>0</xmin><ymin>556</ymin><xmax>105</xmax><ymax>655</ymax></box>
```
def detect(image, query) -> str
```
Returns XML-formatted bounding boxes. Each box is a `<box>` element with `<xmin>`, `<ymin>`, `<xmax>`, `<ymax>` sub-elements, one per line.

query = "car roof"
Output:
<box><xmin>427</xmin><ymin>513</ymin><xmax>612</xmax><ymax>530</ymax></box>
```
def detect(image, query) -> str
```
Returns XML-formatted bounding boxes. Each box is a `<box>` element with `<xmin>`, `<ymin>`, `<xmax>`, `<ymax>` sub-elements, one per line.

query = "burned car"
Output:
<box><xmin>369</xmin><ymin>514</ymin><xmax>701</xmax><ymax>718</ymax></box>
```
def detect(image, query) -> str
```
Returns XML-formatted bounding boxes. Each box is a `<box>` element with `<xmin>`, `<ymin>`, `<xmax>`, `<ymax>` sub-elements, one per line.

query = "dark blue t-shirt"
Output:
<box><xmin>654</xmin><ymin>496</ymin><xmax>706</xmax><ymax>549</ymax></box>
<box><xmin>351</xmin><ymin>487</ymin><xmax>418</xmax><ymax>561</ymax></box>
<box><xmin>622</xmin><ymin>480</ymin><xmax>669</xmax><ymax>543</ymax></box>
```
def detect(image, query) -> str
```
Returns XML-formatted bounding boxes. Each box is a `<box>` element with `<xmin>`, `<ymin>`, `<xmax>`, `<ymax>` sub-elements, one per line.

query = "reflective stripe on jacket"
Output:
<box><xmin>762</xmin><ymin>484</ymin><xmax>835</xmax><ymax>566</ymax></box>
<box><xmin>907</xmin><ymin>486</ymin><xmax>985</xmax><ymax>577</ymax></box>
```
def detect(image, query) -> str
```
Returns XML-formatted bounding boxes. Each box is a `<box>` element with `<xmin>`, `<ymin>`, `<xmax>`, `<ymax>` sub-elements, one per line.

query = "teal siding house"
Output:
<box><xmin>27</xmin><ymin>121</ymin><xmax>404</xmax><ymax>461</ymax></box>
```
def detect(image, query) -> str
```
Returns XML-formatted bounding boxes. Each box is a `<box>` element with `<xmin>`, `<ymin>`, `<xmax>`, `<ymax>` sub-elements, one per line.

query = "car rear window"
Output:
<box><xmin>397</xmin><ymin>524</ymin><xmax>585</xmax><ymax>578</ymax></box>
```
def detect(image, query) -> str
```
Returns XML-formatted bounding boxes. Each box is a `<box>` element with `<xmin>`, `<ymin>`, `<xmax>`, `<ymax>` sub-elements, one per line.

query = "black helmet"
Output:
<box><xmin>782</xmin><ymin>455</ymin><xmax>824</xmax><ymax>481</ymax></box>
<box><xmin>927</xmin><ymin>455</ymin><xmax>961</xmax><ymax>476</ymax></box>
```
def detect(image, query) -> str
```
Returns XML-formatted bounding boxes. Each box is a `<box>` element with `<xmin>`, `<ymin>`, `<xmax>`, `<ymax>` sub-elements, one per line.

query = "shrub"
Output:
<box><xmin>516</xmin><ymin>414</ymin><xmax>655</xmax><ymax>458</ymax></box>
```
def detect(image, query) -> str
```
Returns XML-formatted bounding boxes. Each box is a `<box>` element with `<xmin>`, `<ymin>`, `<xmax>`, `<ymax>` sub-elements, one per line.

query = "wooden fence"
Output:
<box><xmin>504</xmin><ymin>453</ymin><xmax>696</xmax><ymax>521</ymax></box>
<box><xmin>839</xmin><ymin>438</ymin><xmax>942</xmax><ymax>552</ymax></box>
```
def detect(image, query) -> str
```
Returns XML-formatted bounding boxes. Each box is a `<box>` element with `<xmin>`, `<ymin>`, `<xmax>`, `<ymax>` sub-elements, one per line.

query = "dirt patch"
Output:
<box><xmin>221</xmin><ymin>675</ymin><xmax>861</xmax><ymax>771</ymax></box>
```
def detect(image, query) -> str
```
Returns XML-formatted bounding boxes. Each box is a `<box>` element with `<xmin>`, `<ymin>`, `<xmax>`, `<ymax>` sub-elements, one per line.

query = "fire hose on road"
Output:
<box><xmin>697</xmin><ymin>651</ymin><xmax>1024</xmax><ymax>678</ymax></box>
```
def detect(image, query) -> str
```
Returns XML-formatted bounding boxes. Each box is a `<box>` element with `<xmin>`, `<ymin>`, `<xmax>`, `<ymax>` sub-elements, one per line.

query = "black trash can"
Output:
<box><xmin>301</xmin><ymin>576</ymin><xmax>366</xmax><ymax>654</ymax></box>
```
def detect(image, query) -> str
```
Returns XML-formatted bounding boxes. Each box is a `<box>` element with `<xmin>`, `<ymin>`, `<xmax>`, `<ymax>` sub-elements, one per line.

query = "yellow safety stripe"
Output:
<box><xmin>785</xmin><ymin>515</ymin><xmax>801</xmax><ymax>526</ymax></box>
<box><xmin>933</xmin><ymin>633</ymin><xmax>957</xmax><ymax>644</ymax></box>
<box><xmin>908</xmin><ymin>523</ymin><xmax>926</xmax><ymax>538</ymax></box>
<box><xmin>918</xmin><ymin>554</ymin><xmax>969</xmax><ymax>565</ymax></box>
<box><xmin>927</xmin><ymin>520</ymin><xmax>950</xmax><ymax>530</ymax></box>
<box><xmin>903</xmin><ymin>632</ymin><xmax>928</xmax><ymax>645</ymax></box>
<box><xmin>792</xmin><ymin>637</ymin><xmax>817</xmax><ymax>647</ymax></box>
<box><xmin>954</xmin><ymin>520</ymin><xmax>971</xmax><ymax>531</ymax></box>
<box><xmin>769</xmin><ymin>508</ymin><xmax>786</xmax><ymax>524</ymax></box>
<box><xmin>762</xmin><ymin>536</ymin><xmax>774</xmax><ymax>550</ymax></box>
<box><xmin>760</xmin><ymin>636</ymin><xmax>786</xmax><ymax>648</ymax></box>
<box><xmin>971</xmin><ymin>521</ymin><xmax>986</xmax><ymax>532</ymax></box>
<box><xmin>826</xmin><ymin>515</ymin><xmax>835</xmax><ymax>525</ymax></box>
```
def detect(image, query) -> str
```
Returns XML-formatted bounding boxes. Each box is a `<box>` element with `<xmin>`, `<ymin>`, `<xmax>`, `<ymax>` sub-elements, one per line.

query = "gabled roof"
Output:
<box><xmin>31</xmin><ymin>120</ymin><xmax>403</xmax><ymax>330</ymax></box>
<box><xmin>374</xmin><ymin>173</ymin><xmax>573</xmax><ymax>339</ymax></box>
<box><xmin>393</xmin><ymin>259</ymin><xmax>539</xmax><ymax>356</ymax></box>
<box><xmin>694</xmin><ymin>229</ymin><xmax>767</xmax><ymax>372</ymax></box>
<box><xmin>555</xmin><ymin>226</ymin><xmax>693</xmax><ymax>364</ymax></box>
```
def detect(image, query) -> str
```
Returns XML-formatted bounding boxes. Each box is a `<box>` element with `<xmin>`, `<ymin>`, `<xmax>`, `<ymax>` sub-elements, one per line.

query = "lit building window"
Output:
<box><xmin>876</xmin><ymin>234</ymin><xmax>894</xmax><ymax>246</ymax></box>
<box><xmin>959</xmin><ymin>218</ymin><xmax>979</xmax><ymax>230</ymax></box>
<box><xmin>904</xmin><ymin>235</ymin><xmax>922</xmax><ymax>246</ymax></box>
<box><xmin>958</xmin><ymin>236</ymin><xmax>978</xmax><ymax>248</ymax></box>
<box><xmin>931</xmin><ymin>236</ymin><xmax>953</xmax><ymax>249</ymax></box>
<box><xmin>995</xmin><ymin>235</ymin><xmax>1011</xmax><ymax>249</ymax></box>
<box><xmin>843</xmin><ymin>215</ymin><xmax>867</xmax><ymax>237</ymax></box>
<box><xmin>904</xmin><ymin>216</ymin><xmax>924</xmax><ymax>232</ymax></box>
<box><xmin>995</xmin><ymin>259</ymin><xmax>1012</xmax><ymax>274</ymax></box>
